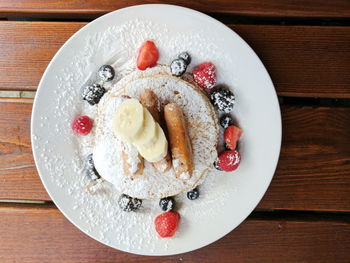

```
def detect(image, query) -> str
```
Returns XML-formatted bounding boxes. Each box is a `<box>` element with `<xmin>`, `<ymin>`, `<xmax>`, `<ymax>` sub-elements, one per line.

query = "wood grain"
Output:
<box><xmin>231</xmin><ymin>25</ymin><xmax>350</xmax><ymax>98</ymax></box>
<box><xmin>1</xmin><ymin>99</ymin><xmax>349</xmax><ymax>210</ymax></box>
<box><xmin>0</xmin><ymin>0</ymin><xmax>350</xmax><ymax>19</ymax></box>
<box><xmin>257</xmin><ymin>106</ymin><xmax>350</xmax><ymax>211</ymax></box>
<box><xmin>0</xmin><ymin>98</ymin><xmax>50</xmax><ymax>200</ymax></box>
<box><xmin>0</xmin><ymin>21</ymin><xmax>349</xmax><ymax>98</ymax></box>
<box><xmin>0</xmin><ymin>203</ymin><xmax>349</xmax><ymax>263</ymax></box>
<box><xmin>0</xmin><ymin>21</ymin><xmax>85</xmax><ymax>92</ymax></box>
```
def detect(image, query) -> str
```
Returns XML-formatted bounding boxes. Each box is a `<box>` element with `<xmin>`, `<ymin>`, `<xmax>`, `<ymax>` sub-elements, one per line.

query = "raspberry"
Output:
<box><xmin>155</xmin><ymin>211</ymin><xmax>180</xmax><ymax>238</ymax></box>
<box><xmin>192</xmin><ymin>62</ymin><xmax>217</xmax><ymax>92</ymax></box>
<box><xmin>72</xmin><ymin>116</ymin><xmax>93</xmax><ymax>136</ymax></box>
<box><xmin>224</xmin><ymin>125</ymin><xmax>243</xmax><ymax>150</ymax></box>
<box><xmin>217</xmin><ymin>150</ymin><xmax>241</xmax><ymax>172</ymax></box>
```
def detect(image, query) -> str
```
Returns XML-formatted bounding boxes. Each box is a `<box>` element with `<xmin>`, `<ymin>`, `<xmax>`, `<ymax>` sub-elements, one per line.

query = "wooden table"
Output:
<box><xmin>0</xmin><ymin>1</ymin><xmax>349</xmax><ymax>262</ymax></box>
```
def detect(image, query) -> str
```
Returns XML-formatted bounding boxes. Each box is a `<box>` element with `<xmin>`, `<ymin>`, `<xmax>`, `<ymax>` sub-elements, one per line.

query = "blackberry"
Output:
<box><xmin>159</xmin><ymin>197</ymin><xmax>175</xmax><ymax>212</ymax></box>
<box><xmin>213</xmin><ymin>161</ymin><xmax>222</xmax><ymax>171</ymax></box>
<box><xmin>98</xmin><ymin>65</ymin><xmax>115</xmax><ymax>82</ymax></box>
<box><xmin>82</xmin><ymin>84</ymin><xmax>106</xmax><ymax>105</ymax></box>
<box><xmin>220</xmin><ymin>115</ymin><xmax>233</xmax><ymax>129</ymax></box>
<box><xmin>118</xmin><ymin>194</ymin><xmax>142</xmax><ymax>212</ymax></box>
<box><xmin>178</xmin><ymin>52</ymin><xmax>191</xmax><ymax>65</ymax></box>
<box><xmin>187</xmin><ymin>188</ymin><xmax>199</xmax><ymax>200</ymax></box>
<box><xmin>170</xmin><ymin>58</ymin><xmax>187</xmax><ymax>76</ymax></box>
<box><xmin>210</xmin><ymin>88</ymin><xmax>235</xmax><ymax>113</ymax></box>
<box><xmin>86</xmin><ymin>153</ymin><xmax>100</xmax><ymax>180</ymax></box>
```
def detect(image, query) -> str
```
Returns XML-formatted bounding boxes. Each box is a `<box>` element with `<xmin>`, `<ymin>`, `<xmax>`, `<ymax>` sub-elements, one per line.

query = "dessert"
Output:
<box><xmin>92</xmin><ymin>64</ymin><xmax>219</xmax><ymax>200</ymax></box>
<box><xmin>72</xmin><ymin>40</ymin><xmax>243</xmax><ymax>238</ymax></box>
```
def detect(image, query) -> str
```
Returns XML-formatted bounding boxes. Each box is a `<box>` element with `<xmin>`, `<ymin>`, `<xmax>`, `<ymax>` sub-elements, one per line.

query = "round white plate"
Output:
<box><xmin>31</xmin><ymin>4</ymin><xmax>281</xmax><ymax>256</ymax></box>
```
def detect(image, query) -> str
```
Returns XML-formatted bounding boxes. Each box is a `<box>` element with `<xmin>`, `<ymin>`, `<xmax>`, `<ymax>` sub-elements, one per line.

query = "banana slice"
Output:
<box><xmin>132</xmin><ymin>108</ymin><xmax>157</xmax><ymax>147</ymax></box>
<box><xmin>137</xmin><ymin>123</ymin><xmax>168</xmax><ymax>162</ymax></box>
<box><xmin>112</xmin><ymin>98</ymin><xmax>144</xmax><ymax>141</ymax></box>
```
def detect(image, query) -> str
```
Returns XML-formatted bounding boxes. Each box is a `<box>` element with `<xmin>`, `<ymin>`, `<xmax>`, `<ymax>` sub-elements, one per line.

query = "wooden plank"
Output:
<box><xmin>231</xmin><ymin>25</ymin><xmax>350</xmax><ymax>98</ymax></box>
<box><xmin>257</xmin><ymin>106</ymin><xmax>350</xmax><ymax>211</ymax></box>
<box><xmin>0</xmin><ymin>22</ymin><xmax>349</xmax><ymax>98</ymax></box>
<box><xmin>0</xmin><ymin>203</ymin><xmax>349</xmax><ymax>262</ymax></box>
<box><xmin>0</xmin><ymin>98</ymin><xmax>50</xmax><ymax>200</ymax></box>
<box><xmin>0</xmin><ymin>0</ymin><xmax>350</xmax><ymax>19</ymax></box>
<box><xmin>1</xmin><ymin>99</ymin><xmax>350</xmax><ymax>211</ymax></box>
<box><xmin>0</xmin><ymin>21</ymin><xmax>85</xmax><ymax>92</ymax></box>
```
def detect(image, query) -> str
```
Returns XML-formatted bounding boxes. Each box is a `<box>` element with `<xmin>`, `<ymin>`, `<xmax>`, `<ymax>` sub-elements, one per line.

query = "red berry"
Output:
<box><xmin>224</xmin><ymin>125</ymin><xmax>243</xmax><ymax>150</ymax></box>
<box><xmin>72</xmin><ymin>116</ymin><xmax>93</xmax><ymax>136</ymax></box>
<box><xmin>217</xmin><ymin>150</ymin><xmax>241</xmax><ymax>172</ymax></box>
<box><xmin>154</xmin><ymin>211</ymin><xmax>180</xmax><ymax>238</ymax></box>
<box><xmin>192</xmin><ymin>62</ymin><xmax>216</xmax><ymax>92</ymax></box>
<box><xmin>137</xmin><ymin>41</ymin><xmax>159</xmax><ymax>70</ymax></box>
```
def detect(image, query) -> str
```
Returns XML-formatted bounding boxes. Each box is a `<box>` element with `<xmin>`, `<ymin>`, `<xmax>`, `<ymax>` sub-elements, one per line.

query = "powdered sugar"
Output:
<box><xmin>32</xmin><ymin>18</ymin><xmax>240</xmax><ymax>252</ymax></box>
<box><xmin>93</xmin><ymin>65</ymin><xmax>218</xmax><ymax>199</ymax></box>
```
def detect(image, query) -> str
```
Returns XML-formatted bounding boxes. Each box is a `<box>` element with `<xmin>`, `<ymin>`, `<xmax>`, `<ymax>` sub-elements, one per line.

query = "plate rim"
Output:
<box><xmin>31</xmin><ymin>4</ymin><xmax>282</xmax><ymax>256</ymax></box>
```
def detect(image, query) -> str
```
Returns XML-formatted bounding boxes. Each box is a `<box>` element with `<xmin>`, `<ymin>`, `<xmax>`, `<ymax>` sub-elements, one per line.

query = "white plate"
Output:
<box><xmin>31</xmin><ymin>4</ymin><xmax>281</xmax><ymax>256</ymax></box>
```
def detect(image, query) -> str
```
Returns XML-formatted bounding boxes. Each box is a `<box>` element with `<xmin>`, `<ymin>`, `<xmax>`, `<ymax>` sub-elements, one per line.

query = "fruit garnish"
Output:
<box><xmin>86</xmin><ymin>153</ymin><xmax>101</xmax><ymax>180</ymax></box>
<box><xmin>187</xmin><ymin>188</ymin><xmax>199</xmax><ymax>200</ymax></box>
<box><xmin>217</xmin><ymin>150</ymin><xmax>241</xmax><ymax>172</ymax></box>
<box><xmin>170</xmin><ymin>58</ymin><xmax>187</xmax><ymax>76</ymax></box>
<box><xmin>137</xmin><ymin>41</ymin><xmax>159</xmax><ymax>70</ymax></box>
<box><xmin>155</xmin><ymin>211</ymin><xmax>180</xmax><ymax>238</ymax></box>
<box><xmin>118</xmin><ymin>194</ymin><xmax>142</xmax><ymax>212</ymax></box>
<box><xmin>224</xmin><ymin>125</ymin><xmax>243</xmax><ymax>150</ymax></box>
<box><xmin>82</xmin><ymin>84</ymin><xmax>106</xmax><ymax>105</ymax></box>
<box><xmin>220</xmin><ymin>115</ymin><xmax>233</xmax><ymax>129</ymax></box>
<box><xmin>98</xmin><ymin>65</ymin><xmax>115</xmax><ymax>82</ymax></box>
<box><xmin>159</xmin><ymin>197</ymin><xmax>175</xmax><ymax>212</ymax></box>
<box><xmin>178</xmin><ymin>52</ymin><xmax>191</xmax><ymax>65</ymax></box>
<box><xmin>72</xmin><ymin>116</ymin><xmax>93</xmax><ymax>136</ymax></box>
<box><xmin>210</xmin><ymin>88</ymin><xmax>235</xmax><ymax>113</ymax></box>
<box><xmin>192</xmin><ymin>62</ymin><xmax>216</xmax><ymax>92</ymax></box>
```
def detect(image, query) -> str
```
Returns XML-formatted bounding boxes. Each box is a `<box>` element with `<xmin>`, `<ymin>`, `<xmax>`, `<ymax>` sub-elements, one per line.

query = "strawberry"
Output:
<box><xmin>224</xmin><ymin>125</ymin><xmax>243</xmax><ymax>150</ymax></box>
<box><xmin>154</xmin><ymin>211</ymin><xmax>180</xmax><ymax>238</ymax></box>
<box><xmin>72</xmin><ymin>116</ymin><xmax>93</xmax><ymax>136</ymax></box>
<box><xmin>192</xmin><ymin>62</ymin><xmax>216</xmax><ymax>92</ymax></box>
<box><xmin>137</xmin><ymin>41</ymin><xmax>159</xmax><ymax>70</ymax></box>
<box><xmin>217</xmin><ymin>150</ymin><xmax>241</xmax><ymax>172</ymax></box>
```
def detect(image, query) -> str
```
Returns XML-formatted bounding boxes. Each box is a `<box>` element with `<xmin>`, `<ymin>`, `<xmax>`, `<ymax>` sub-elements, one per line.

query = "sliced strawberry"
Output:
<box><xmin>217</xmin><ymin>150</ymin><xmax>241</xmax><ymax>172</ymax></box>
<box><xmin>224</xmin><ymin>125</ymin><xmax>243</xmax><ymax>150</ymax></box>
<box><xmin>137</xmin><ymin>41</ymin><xmax>159</xmax><ymax>70</ymax></box>
<box><xmin>155</xmin><ymin>211</ymin><xmax>180</xmax><ymax>238</ymax></box>
<box><xmin>192</xmin><ymin>62</ymin><xmax>217</xmax><ymax>92</ymax></box>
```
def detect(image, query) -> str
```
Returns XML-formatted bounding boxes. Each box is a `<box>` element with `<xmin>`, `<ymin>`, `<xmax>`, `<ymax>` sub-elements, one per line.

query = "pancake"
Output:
<box><xmin>93</xmin><ymin>65</ymin><xmax>219</xmax><ymax>199</ymax></box>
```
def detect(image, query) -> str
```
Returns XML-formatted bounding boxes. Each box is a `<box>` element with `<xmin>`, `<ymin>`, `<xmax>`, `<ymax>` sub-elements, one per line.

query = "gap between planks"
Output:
<box><xmin>0</xmin><ymin>201</ymin><xmax>349</xmax><ymax>223</ymax></box>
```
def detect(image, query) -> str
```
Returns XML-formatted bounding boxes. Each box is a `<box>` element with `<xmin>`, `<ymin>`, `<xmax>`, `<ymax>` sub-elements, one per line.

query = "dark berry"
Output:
<box><xmin>86</xmin><ymin>153</ymin><xmax>100</xmax><ymax>180</ymax></box>
<box><xmin>178</xmin><ymin>52</ymin><xmax>191</xmax><ymax>65</ymax></box>
<box><xmin>159</xmin><ymin>197</ymin><xmax>175</xmax><ymax>212</ymax></box>
<box><xmin>219</xmin><ymin>115</ymin><xmax>233</xmax><ymax>129</ymax></box>
<box><xmin>98</xmin><ymin>65</ymin><xmax>115</xmax><ymax>82</ymax></box>
<box><xmin>118</xmin><ymin>194</ymin><xmax>142</xmax><ymax>212</ymax></box>
<box><xmin>170</xmin><ymin>58</ymin><xmax>187</xmax><ymax>76</ymax></box>
<box><xmin>210</xmin><ymin>88</ymin><xmax>235</xmax><ymax>113</ymax></box>
<box><xmin>187</xmin><ymin>188</ymin><xmax>199</xmax><ymax>200</ymax></box>
<box><xmin>213</xmin><ymin>161</ymin><xmax>222</xmax><ymax>171</ymax></box>
<box><xmin>82</xmin><ymin>84</ymin><xmax>106</xmax><ymax>105</ymax></box>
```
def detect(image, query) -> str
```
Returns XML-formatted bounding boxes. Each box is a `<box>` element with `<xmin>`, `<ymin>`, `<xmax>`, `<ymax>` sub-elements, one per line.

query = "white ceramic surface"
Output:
<box><xmin>31</xmin><ymin>4</ymin><xmax>281</xmax><ymax>256</ymax></box>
